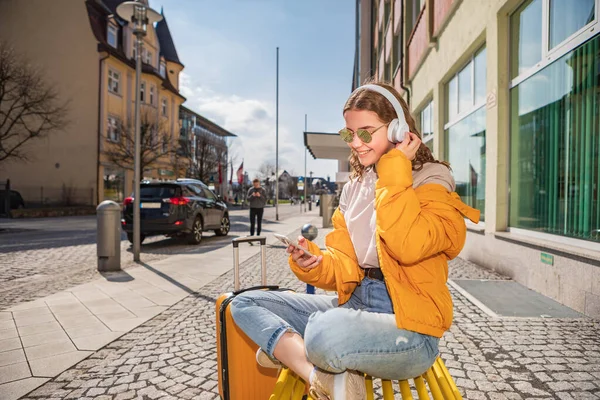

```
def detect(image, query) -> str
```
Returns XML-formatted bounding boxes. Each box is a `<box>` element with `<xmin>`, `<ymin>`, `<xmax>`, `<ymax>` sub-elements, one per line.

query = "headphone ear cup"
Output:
<box><xmin>387</xmin><ymin>119</ymin><xmax>400</xmax><ymax>143</ymax></box>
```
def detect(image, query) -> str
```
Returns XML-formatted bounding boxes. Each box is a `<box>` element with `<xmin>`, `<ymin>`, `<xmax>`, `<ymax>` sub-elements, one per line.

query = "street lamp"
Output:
<box><xmin>116</xmin><ymin>1</ymin><xmax>162</xmax><ymax>262</ymax></box>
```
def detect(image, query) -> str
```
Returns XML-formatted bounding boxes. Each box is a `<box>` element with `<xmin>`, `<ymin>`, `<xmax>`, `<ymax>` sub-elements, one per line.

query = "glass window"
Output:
<box><xmin>107</xmin><ymin>116</ymin><xmax>120</xmax><ymax>142</ymax></box>
<box><xmin>202</xmin><ymin>185</ymin><xmax>217</xmax><ymax>201</ymax></box>
<box><xmin>140</xmin><ymin>82</ymin><xmax>145</xmax><ymax>102</ymax></box>
<box><xmin>444</xmin><ymin>107</ymin><xmax>487</xmax><ymax>219</ymax></box>
<box><xmin>160</xmin><ymin>61</ymin><xmax>166</xmax><ymax>77</ymax></box>
<box><xmin>150</xmin><ymin>85</ymin><xmax>155</xmax><ymax>106</ymax></box>
<box><xmin>448</xmin><ymin>76</ymin><xmax>458</xmax><ymax>119</ymax></box>
<box><xmin>103</xmin><ymin>167</ymin><xmax>124</xmax><ymax>202</ymax></box>
<box><xmin>420</xmin><ymin>101</ymin><xmax>434</xmax><ymax>151</ymax></box>
<box><xmin>107</xmin><ymin>24</ymin><xmax>117</xmax><ymax>48</ymax></box>
<box><xmin>509</xmin><ymin>35</ymin><xmax>599</xmax><ymax>242</ymax></box>
<box><xmin>140</xmin><ymin>185</ymin><xmax>179</xmax><ymax>198</ymax></box>
<box><xmin>474</xmin><ymin>47</ymin><xmax>487</xmax><ymax>105</ymax></box>
<box><xmin>161</xmin><ymin>98</ymin><xmax>167</xmax><ymax>116</ymax></box>
<box><xmin>458</xmin><ymin>62</ymin><xmax>473</xmax><ymax>114</ymax></box>
<box><xmin>550</xmin><ymin>0</ymin><xmax>595</xmax><ymax>48</ymax></box>
<box><xmin>108</xmin><ymin>70</ymin><xmax>119</xmax><ymax>94</ymax></box>
<box><xmin>510</xmin><ymin>0</ymin><xmax>543</xmax><ymax>79</ymax></box>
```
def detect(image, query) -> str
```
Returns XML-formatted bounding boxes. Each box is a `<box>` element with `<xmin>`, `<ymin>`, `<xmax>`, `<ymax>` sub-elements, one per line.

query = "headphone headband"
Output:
<box><xmin>353</xmin><ymin>84</ymin><xmax>404</xmax><ymax>121</ymax></box>
<box><xmin>349</xmin><ymin>84</ymin><xmax>409</xmax><ymax>143</ymax></box>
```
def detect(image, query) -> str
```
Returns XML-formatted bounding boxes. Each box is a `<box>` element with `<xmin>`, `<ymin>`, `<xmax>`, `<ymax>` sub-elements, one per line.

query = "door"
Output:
<box><xmin>200</xmin><ymin>184</ymin><xmax>221</xmax><ymax>229</ymax></box>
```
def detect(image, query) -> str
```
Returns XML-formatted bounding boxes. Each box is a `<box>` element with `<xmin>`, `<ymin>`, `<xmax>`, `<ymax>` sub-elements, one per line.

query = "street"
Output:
<box><xmin>6</xmin><ymin>220</ymin><xmax>599</xmax><ymax>400</ymax></box>
<box><xmin>0</xmin><ymin>204</ymin><xmax>310</xmax><ymax>310</ymax></box>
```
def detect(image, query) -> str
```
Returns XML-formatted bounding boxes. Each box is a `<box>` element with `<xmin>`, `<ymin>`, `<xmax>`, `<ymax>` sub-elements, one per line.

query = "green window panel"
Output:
<box><xmin>444</xmin><ymin>107</ymin><xmax>486</xmax><ymax>220</ymax></box>
<box><xmin>510</xmin><ymin>35</ymin><xmax>599</xmax><ymax>242</ymax></box>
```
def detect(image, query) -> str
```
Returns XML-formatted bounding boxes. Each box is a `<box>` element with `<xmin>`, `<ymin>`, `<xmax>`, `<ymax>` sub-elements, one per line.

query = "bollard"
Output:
<box><xmin>97</xmin><ymin>200</ymin><xmax>122</xmax><ymax>272</ymax></box>
<box><xmin>301</xmin><ymin>224</ymin><xmax>318</xmax><ymax>295</ymax></box>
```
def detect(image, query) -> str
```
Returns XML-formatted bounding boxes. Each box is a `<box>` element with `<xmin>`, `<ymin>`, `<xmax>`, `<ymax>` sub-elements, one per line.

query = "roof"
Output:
<box><xmin>156</xmin><ymin>10</ymin><xmax>184</xmax><ymax>66</ymax></box>
<box><xmin>180</xmin><ymin>106</ymin><xmax>237</xmax><ymax>138</ymax></box>
<box><xmin>85</xmin><ymin>0</ymin><xmax>185</xmax><ymax>100</ymax></box>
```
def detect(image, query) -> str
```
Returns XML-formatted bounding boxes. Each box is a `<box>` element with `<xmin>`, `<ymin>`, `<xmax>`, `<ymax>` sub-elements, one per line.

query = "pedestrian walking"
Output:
<box><xmin>247</xmin><ymin>178</ymin><xmax>267</xmax><ymax>236</ymax></box>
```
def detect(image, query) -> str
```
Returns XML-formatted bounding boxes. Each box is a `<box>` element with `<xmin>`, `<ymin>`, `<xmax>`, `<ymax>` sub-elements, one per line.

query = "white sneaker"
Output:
<box><xmin>309</xmin><ymin>369</ymin><xmax>366</xmax><ymax>400</ymax></box>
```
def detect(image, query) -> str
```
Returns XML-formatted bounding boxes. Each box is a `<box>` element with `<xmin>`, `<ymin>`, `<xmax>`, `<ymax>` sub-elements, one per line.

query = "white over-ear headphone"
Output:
<box><xmin>350</xmin><ymin>84</ymin><xmax>409</xmax><ymax>143</ymax></box>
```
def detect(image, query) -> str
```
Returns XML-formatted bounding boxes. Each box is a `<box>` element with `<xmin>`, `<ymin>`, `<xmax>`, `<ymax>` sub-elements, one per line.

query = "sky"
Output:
<box><xmin>149</xmin><ymin>0</ymin><xmax>356</xmax><ymax>182</ymax></box>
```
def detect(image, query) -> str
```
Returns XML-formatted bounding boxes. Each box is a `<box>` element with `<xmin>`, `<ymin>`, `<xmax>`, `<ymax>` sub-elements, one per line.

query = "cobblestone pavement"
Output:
<box><xmin>17</xmin><ymin>224</ymin><xmax>600</xmax><ymax>400</ymax></box>
<box><xmin>0</xmin><ymin>206</ymin><xmax>302</xmax><ymax>310</ymax></box>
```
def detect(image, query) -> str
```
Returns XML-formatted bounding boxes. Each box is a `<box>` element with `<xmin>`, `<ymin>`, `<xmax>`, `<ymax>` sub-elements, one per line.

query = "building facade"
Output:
<box><xmin>356</xmin><ymin>0</ymin><xmax>599</xmax><ymax>317</ymax></box>
<box><xmin>179</xmin><ymin>105</ymin><xmax>236</xmax><ymax>197</ymax></box>
<box><xmin>0</xmin><ymin>0</ymin><xmax>186</xmax><ymax>206</ymax></box>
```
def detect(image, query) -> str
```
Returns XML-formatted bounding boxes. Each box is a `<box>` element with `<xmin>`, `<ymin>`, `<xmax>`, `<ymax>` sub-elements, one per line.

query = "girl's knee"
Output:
<box><xmin>304</xmin><ymin>309</ymin><xmax>350</xmax><ymax>372</ymax></box>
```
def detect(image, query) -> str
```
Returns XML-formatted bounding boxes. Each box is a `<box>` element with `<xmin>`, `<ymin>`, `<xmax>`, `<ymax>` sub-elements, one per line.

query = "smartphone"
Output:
<box><xmin>273</xmin><ymin>233</ymin><xmax>314</xmax><ymax>258</ymax></box>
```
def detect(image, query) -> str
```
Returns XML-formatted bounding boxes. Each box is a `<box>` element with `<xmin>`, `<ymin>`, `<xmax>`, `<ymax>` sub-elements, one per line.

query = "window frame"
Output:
<box><xmin>161</xmin><ymin>98</ymin><xmax>168</xmax><ymax>116</ymax></box>
<box><xmin>107</xmin><ymin>23</ymin><xmax>118</xmax><ymax>48</ymax></box>
<box><xmin>444</xmin><ymin>46</ymin><xmax>487</xmax><ymax>130</ymax></box>
<box><xmin>419</xmin><ymin>99</ymin><xmax>434</xmax><ymax>146</ymax></box>
<box><xmin>107</xmin><ymin>115</ymin><xmax>120</xmax><ymax>142</ymax></box>
<box><xmin>510</xmin><ymin>0</ymin><xmax>599</xmax><ymax>88</ymax></box>
<box><xmin>140</xmin><ymin>81</ymin><xmax>146</xmax><ymax>103</ymax></box>
<box><xmin>108</xmin><ymin>69</ymin><xmax>120</xmax><ymax>95</ymax></box>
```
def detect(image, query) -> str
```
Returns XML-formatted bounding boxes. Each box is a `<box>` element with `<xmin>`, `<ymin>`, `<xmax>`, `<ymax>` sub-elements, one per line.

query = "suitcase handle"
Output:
<box><xmin>232</xmin><ymin>236</ymin><xmax>266</xmax><ymax>247</ymax></box>
<box><xmin>232</xmin><ymin>236</ymin><xmax>267</xmax><ymax>291</ymax></box>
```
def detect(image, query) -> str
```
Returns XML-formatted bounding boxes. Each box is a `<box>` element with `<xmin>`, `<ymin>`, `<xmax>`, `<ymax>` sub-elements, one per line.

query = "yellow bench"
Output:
<box><xmin>270</xmin><ymin>357</ymin><xmax>462</xmax><ymax>399</ymax></box>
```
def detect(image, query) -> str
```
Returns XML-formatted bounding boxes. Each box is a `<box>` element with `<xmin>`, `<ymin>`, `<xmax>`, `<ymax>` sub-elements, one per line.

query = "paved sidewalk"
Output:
<box><xmin>2</xmin><ymin>209</ymin><xmax>599</xmax><ymax>399</ymax></box>
<box><xmin>0</xmin><ymin>209</ymin><xmax>321</xmax><ymax>400</ymax></box>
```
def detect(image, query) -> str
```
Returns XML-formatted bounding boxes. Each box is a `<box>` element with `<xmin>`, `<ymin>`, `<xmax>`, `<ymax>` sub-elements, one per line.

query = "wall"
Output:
<box><xmin>0</xmin><ymin>0</ymin><xmax>99</xmax><ymax>205</ymax></box>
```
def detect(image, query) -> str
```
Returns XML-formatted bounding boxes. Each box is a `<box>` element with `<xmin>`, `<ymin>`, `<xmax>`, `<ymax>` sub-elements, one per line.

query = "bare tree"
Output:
<box><xmin>258</xmin><ymin>161</ymin><xmax>276</xmax><ymax>180</ymax></box>
<box><xmin>0</xmin><ymin>42</ymin><xmax>69</xmax><ymax>164</ymax></box>
<box><xmin>104</xmin><ymin>111</ymin><xmax>172</xmax><ymax>179</ymax></box>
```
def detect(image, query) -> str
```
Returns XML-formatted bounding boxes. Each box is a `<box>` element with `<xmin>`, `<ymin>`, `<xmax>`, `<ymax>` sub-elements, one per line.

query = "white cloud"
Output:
<box><xmin>179</xmin><ymin>72</ymin><xmax>312</xmax><ymax>179</ymax></box>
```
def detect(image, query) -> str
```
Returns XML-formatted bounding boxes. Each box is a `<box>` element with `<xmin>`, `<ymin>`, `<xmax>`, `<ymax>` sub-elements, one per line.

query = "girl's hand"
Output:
<box><xmin>287</xmin><ymin>236</ymin><xmax>323</xmax><ymax>269</ymax></box>
<box><xmin>395</xmin><ymin>131</ymin><xmax>421</xmax><ymax>160</ymax></box>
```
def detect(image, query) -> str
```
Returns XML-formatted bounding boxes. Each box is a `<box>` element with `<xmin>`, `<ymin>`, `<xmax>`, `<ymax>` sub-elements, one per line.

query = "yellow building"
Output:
<box><xmin>0</xmin><ymin>0</ymin><xmax>185</xmax><ymax>206</ymax></box>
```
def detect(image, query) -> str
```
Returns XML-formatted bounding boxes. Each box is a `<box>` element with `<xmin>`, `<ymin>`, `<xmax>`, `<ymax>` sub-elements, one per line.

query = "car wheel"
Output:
<box><xmin>126</xmin><ymin>233</ymin><xmax>146</xmax><ymax>244</ymax></box>
<box><xmin>215</xmin><ymin>214</ymin><xmax>230</xmax><ymax>236</ymax></box>
<box><xmin>188</xmin><ymin>217</ymin><xmax>203</xmax><ymax>244</ymax></box>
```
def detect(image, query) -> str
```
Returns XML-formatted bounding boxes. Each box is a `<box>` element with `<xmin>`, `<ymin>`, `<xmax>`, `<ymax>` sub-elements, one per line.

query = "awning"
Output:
<box><xmin>304</xmin><ymin>131</ymin><xmax>350</xmax><ymax>160</ymax></box>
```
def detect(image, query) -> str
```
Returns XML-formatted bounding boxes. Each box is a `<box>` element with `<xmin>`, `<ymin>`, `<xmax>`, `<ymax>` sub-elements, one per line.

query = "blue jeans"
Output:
<box><xmin>230</xmin><ymin>277</ymin><xmax>440</xmax><ymax>380</ymax></box>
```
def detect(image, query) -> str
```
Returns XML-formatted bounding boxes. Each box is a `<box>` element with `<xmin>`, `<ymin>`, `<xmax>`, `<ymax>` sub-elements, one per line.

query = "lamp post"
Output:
<box><xmin>116</xmin><ymin>1</ymin><xmax>162</xmax><ymax>262</ymax></box>
<box><xmin>275</xmin><ymin>47</ymin><xmax>280</xmax><ymax>221</ymax></box>
<box><xmin>304</xmin><ymin>114</ymin><xmax>308</xmax><ymax>213</ymax></box>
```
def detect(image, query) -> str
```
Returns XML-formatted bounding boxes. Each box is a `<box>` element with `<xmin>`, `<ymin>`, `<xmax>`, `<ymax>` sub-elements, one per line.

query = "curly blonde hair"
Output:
<box><xmin>344</xmin><ymin>81</ymin><xmax>449</xmax><ymax>181</ymax></box>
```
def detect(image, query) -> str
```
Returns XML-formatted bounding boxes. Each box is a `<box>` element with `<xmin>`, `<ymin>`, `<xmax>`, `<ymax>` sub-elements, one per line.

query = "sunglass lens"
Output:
<box><xmin>357</xmin><ymin>129</ymin><xmax>372</xmax><ymax>143</ymax></box>
<box><xmin>339</xmin><ymin>129</ymin><xmax>353</xmax><ymax>142</ymax></box>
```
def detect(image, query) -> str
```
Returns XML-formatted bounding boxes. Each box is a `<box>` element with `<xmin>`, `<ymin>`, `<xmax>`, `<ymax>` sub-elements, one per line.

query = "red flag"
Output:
<box><xmin>218</xmin><ymin>161</ymin><xmax>223</xmax><ymax>184</ymax></box>
<box><xmin>237</xmin><ymin>162</ymin><xmax>244</xmax><ymax>184</ymax></box>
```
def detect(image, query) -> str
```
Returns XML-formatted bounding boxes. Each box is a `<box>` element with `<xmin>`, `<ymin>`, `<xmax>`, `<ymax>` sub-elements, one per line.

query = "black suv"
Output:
<box><xmin>121</xmin><ymin>181</ymin><xmax>230</xmax><ymax>244</ymax></box>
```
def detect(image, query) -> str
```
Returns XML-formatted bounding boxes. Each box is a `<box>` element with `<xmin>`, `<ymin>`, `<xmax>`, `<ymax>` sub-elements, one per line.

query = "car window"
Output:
<box><xmin>185</xmin><ymin>185</ymin><xmax>203</xmax><ymax>197</ymax></box>
<box><xmin>202</xmin><ymin>186</ymin><xmax>217</xmax><ymax>201</ymax></box>
<box><xmin>179</xmin><ymin>185</ymin><xmax>195</xmax><ymax>197</ymax></box>
<box><xmin>140</xmin><ymin>185</ymin><xmax>179</xmax><ymax>198</ymax></box>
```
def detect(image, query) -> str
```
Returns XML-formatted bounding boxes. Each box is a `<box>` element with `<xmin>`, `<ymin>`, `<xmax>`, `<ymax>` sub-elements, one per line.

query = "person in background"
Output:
<box><xmin>247</xmin><ymin>178</ymin><xmax>267</xmax><ymax>236</ymax></box>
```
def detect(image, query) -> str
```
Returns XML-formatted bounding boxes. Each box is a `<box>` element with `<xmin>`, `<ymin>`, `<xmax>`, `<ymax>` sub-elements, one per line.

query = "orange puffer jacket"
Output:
<box><xmin>289</xmin><ymin>150</ymin><xmax>480</xmax><ymax>337</ymax></box>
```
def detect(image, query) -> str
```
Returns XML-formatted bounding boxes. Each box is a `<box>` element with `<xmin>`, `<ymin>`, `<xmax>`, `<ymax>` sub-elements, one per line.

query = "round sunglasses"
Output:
<box><xmin>338</xmin><ymin>123</ymin><xmax>389</xmax><ymax>143</ymax></box>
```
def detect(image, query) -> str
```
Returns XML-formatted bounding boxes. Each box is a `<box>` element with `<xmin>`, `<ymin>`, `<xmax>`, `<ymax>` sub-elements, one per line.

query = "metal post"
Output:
<box><xmin>275</xmin><ymin>47</ymin><xmax>279</xmax><ymax>221</ymax></box>
<box><xmin>304</xmin><ymin>114</ymin><xmax>308</xmax><ymax>213</ymax></box>
<box><xmin>309</xmin><ymin>171</ymin><xmax>313</xmax><ymax>211</ymax></box>
<box><xmin>133</xmin><ymin>34</ymin><xmax>142</xmax><ymax>262</ymax></box>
